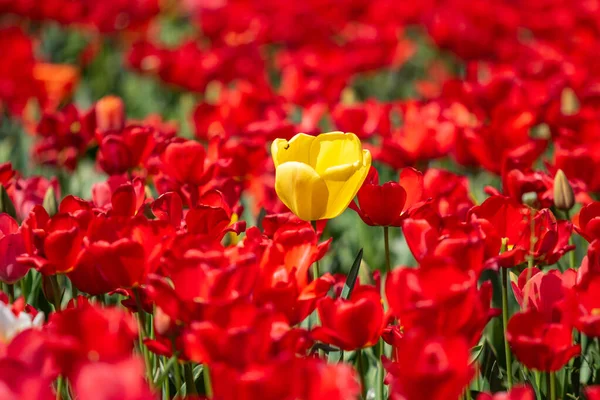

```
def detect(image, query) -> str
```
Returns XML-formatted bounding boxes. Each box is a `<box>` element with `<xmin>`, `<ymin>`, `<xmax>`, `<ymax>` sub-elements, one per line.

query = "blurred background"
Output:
<box><xmin>0</xmin><ymin>0</ymin><xmax>594</xmax><ymax>273</ymax></box>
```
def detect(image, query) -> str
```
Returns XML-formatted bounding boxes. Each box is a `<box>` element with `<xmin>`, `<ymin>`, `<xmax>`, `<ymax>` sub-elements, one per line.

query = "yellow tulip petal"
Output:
<box><xmin>309</xmin><ymin>132</ymin><xmax>362</xmax><ymax>175</ymax></box>
<box><xmin>322</xmin><ymin>149</ymin><xmax>372</xmax><ymax>219</ymax></box>
<box><xmin>320</xmin><ymin>161</ymin><xmax>361</xmax><ymax>181</ymax></box>
<box><xmin>274</xmin><ymin>161</ymin><xmax>329</xmax><ymax>221</ymax></box>
<box><xmin>271</xmin><ymin>133</ymin><xmax>316</xmax><ymax>167</ymax></box>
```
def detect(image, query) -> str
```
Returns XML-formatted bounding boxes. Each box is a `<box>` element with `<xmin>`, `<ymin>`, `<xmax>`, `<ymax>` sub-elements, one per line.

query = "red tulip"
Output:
<box><xmin>385</xmin><ymin>329</ymin><xmax>474</xmax><ymax>400</ymax></box>
<box><xmin>476</xmin><ymin>385</ymin><xmax>535</xmax><ymax>400</ymax></box>
<box><xmin>0</xmin><ymin>214</ymin><xmax>28</xmax><ymax>283</ymax></box>
<box><xmin>311</xmin><ymin>285</ymin><xmax>384</xmax><ymax>351</ymax></box>
<box><xmin>350</xmin><ymin>166</ymin><xmax>424</xmax><ymax>226</ymax></box>
<box><xmin>18</xmin><ymin>207</ymin><xmax>84</xmax><ymax>275</ymax></box>
<box><xmin>511</xmin><ymin>268</ymin><xmax>576</xmax><ymax>322</ymax></box>
<box><xmin>254</xmin><ymin>221</ymin><xmax>333</xmax><ymax>325</ymax></box>
<box><xmin>575</xmin><ymin>201</ymin><xmax>600</xmax><ymax>242</ymax></box>
<box><xmin>46</xmin><ymin>301</ymin><xmax>138</xmax><ymax>379</ymax></box>
<box><xmin>507</xmin><ymin>309</ymin><xmax>580</xmax><ymax>371</ymax></box>
<box><xmin>386</xmin><ymin>258</ymin><xmax>497</xmax><ymax>346</ymax></box>
<box><xmin>97</xmin><ymin>126</ymin><xmax>155</xmax><ymax>175</ymax></box>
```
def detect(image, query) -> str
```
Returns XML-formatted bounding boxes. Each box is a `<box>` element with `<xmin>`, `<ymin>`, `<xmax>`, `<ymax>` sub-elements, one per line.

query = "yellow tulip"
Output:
<box><xmin>271</xmin><ymin>131</ymin><xmax>372</xmax><ymax>221</ymax></box>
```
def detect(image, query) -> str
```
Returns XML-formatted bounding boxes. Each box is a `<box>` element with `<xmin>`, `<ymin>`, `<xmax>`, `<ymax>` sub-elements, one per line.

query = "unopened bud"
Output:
<box><xmin>96</xmin><ymin>95</ymin><xmax>125</xmax><ymax>132</ymax></box>
<box><xmin>154</xmin><ymin>306</ymin><xmax>172</xmax><ymax>336</ymax></box>
<box><xmin>553</xmin><ymin>169</ymin><xmax>575</xmax><ymax>211</ymax></box>
<box><xmin>43</xmin><ymin>186</ymin><xmax>58</xmax><ymax>217</ymax></box>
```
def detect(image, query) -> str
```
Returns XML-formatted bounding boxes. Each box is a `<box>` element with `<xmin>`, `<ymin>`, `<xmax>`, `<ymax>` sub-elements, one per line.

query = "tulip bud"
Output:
<box><xmin>561</xmin><ymin>87</ymin><xmax>580</xmax><ymax>116</ymax></box>
<box><xmin>154</xmin><ymin>306</ymin><xmax>172</xmax><ymax>336</ymax></box>
<box><xmin>96</xmin><ymin>95</ymin><xmax>125</xmax><ymax>132</ymax></box>
<box><xmin>43</xmin><ymin>186</ymin><xmax>58</xmax><ymax>217</ymax></box>
<box><xmin>553</xmin><ymin>169</ymin><xmax>575</xmax><ymax>211</ymax></box>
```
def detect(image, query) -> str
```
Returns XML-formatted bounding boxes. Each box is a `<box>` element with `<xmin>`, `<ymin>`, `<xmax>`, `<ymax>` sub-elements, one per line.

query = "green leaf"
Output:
<box><xmin>0</xmin><ymin>184</ymin><xmax>17</xmax><ymax>220</ymax></box>
<box><xmin>341</xmin><ymin>248</ymin><xmax>363</xmax><ymax>300</ymax></box>
<box><xmin>43</xmin><ymin>186</ymin><xmax>58</xmax><ymax>216</ymax></box>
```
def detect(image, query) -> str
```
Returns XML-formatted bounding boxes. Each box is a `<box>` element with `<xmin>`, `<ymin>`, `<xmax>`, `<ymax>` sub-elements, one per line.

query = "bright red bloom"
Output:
<box><xmin>0</xmin><ymin>214</ymin><xmax>28</xmax><ymax>284</ymax></box>
<box><xmin>18</xmin><ymin>206</ymin><xmax>84</xmax><ymax>275</ymax></box>
<box><xmin>476</xmin><ymin>385</ymin><xmax>535</xmax><ymax>400</ymax></box>
<box><xmin>385</xmin><ymin>329</ymin><xmax>474</xmax><ymax>400</ymax></box>
<box><xmin>183</xmin><ymin>303</ymin><xmax>308</xmax><ymax>371</ymax></box>
<box><xmin>72</xmin><ymin>357</ymin><xmax>154</xmax><ymax>400</ymax></box>
<box><xmin>568</xmin><ymin>242</ymin><xmax>600</xmax><ymax>337</ymax></box>
<box><xmin>373</xmin><ymin>101</ymin><xmax>457</xmax><ymax>169</ymax></box>
<box><xmin>253</xmin><ymin>221</ymin><xmax>333</xmax><ymax>325</ymax></box>
<box><xmin>311</xmin><ymin>285</ymin><xmax>384</xmax><ymax>351</ymax></box>
<box><xmin>331</xmin><ymin>100</ymin><xmax>391</xmax><ymax>139</ymax></box>
<box><xmin>46</xmin><ymin>301</ymin><xmax>138</xmax><ymax>378</ymax></box>
<box><xmin>0</xmin><ymin>27</ymin><xmax>43</xmax><ymax>116</ymax></box>
<box><xmin>423</xmin><ymin>168</ymin><xmax>474</xmax><ymax>219</ymax></box>
<box><xmin>403</xmin><ymin>212</ymin><xmax>487</xmax><ymax>276</ymax></box>
<box><xmin>350</xmin><ymin>166</ymin><xmax>424</xmax><ymax>227</ymax></box>
<box><xmin>467</xmin><ymin>196</ymin><xmax>530</xmax><ymax>268</ymax></box>
<box><xmin>575</xmin><ymin>201</ymin><xmax>600</xmax><ymax>242</ymax></box>
<box><xmin>0</xmin><ymin>358</ymin><xmax>54</xmax><ymax>400</ymax></box>
<box><xmin>511</xmin><ymin>268</ymin><xmax>576</xmax><ymax>322</ymax></box>
<box><xmin>587</xmin><ymin>386</ymin><xmax>600</xmax><ymax>400</ymax></box>
<box><xmin>507</xmin><ymin>308</ymin><xmax>580</xmax><ymax>372</ymax></box>
<box><xmin>185</xmin><ymin>189</ymin><xmax>246</xmax><ymax>240</ymax></box>
<box><xmin>160</xmin><ymin>140</ymin><xmax>213</xmax><ymax>186</ymax></box>
<box><xmin>386</xmin><ymin>258</ymin><xmax>497</xmax><ymax>346</ymax></box>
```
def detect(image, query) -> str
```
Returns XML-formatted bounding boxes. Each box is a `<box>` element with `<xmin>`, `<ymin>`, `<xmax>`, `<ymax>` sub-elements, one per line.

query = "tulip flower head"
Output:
<box><xmin>271</xmin><ymin>132</ymin><xmax>371</xmax><ymax>221</ymax></box>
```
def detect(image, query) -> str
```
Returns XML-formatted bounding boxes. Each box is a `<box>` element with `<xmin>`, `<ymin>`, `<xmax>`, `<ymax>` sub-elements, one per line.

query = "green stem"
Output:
<box><xmin>356</xmin><ymin>349</ymin><xmax>367</xmax><ymax>398</ymax></box>
<box><xmin>383</xmin><ymin>226</ymin><xmax>391</xmax><ymax>275</ymax></box>
<box><xmin>6</xmin><ymin>283</ymin><xmax>14</xmax><ymax>303</ymax></box>
<box><xmin>20</xmin><ymin>278</ymin><xmax>28</xmax><ymax>303</ymax></box>
<box><xmin>133</xmin><ymin>287</ymin><xmax>148</xmax><ymax>337</ymax></box>
<box><xmin>566</xmin><ymin>210</ymin><xmax>576</xmax><ymax>269</ymax></box>
<box><xmin>174</xmin><ymin>361</ymin><xmax>182</xmax><ymax>398</ymax></box>
<box><xmin>50</xmin><ymin>275</ymin><xmax>62</xmax><ymax>311</ymax></box>
<box><xmin>154</xmin><ymin>355</ymin><xmax>178</xmax><ymax>387</ymax></box>
<box><xmin>549</xmin><ymin>371</ymin><xmax>557</xmax><ymax>400</ymax></box>
<box><xmin>138</xmin><ymin>315</ymin><xmax>152</xmax><ymax>384</ymax></box>
<box><xmin>72</xmin><ymin>285</ymin><xmax>79</xmax><ymax>306</ymax></box>
<box><xmin>377</xmin><ymin>339</ymin><xmax>385</xmax><ymax>400</ymax></box>
<box><xmin>184</xmin><ymin>363</ymin><xmax>197</xmax><ymax>395</ymax></box>
<box><xmin>55</xmin><ymin>376</ymin><xmax>64</xmax><ymax>400</ymax></box>
<box><xmin>311</xmin><ymin>220</ymin><xmax>320</xmax><ymax>281</ymax></box>
<box><xmin>203</xmin><ymin>364</ymin><xmax>213</xmax><ymax>399</ymax></box>
<box><xmin>501</xmin><ymin>266</ymin><xmax>513</xmax><ymax>389</ymax></box>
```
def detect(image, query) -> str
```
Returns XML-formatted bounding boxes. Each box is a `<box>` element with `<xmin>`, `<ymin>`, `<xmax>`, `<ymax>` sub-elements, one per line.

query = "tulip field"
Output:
<box><xmin>3</xmin><ymin>1</ymin><xmax>600</xmax><ymax>399</ymax></box>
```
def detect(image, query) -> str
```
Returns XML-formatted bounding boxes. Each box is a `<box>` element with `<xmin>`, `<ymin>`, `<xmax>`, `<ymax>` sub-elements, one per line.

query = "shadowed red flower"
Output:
<box><xmin>311</xmin><ymin>285</ymin><xmax>384</xmax><ymax>351</ymax></box>
<box><xmin>385</xmin><ymin>329</ymin><xmax>474</xmax><ymax>400</ymax></box>
<box><xmin>97</xmin><ymin>125</ymin><xmax>155</xmax><ymax>175</ymax></box>
<box><xmin>507</xmin><ymin>309</ymin><xmax>580</xmax><ymax>371</ymax></box>
<box><xmin>476</xmin><ymin>385</ymin><xmax>535</xmax><ymax>400</ymax></box>
<box><xmin>350</xmin><ymin>166</ymin><xmax>424</xmax><ymax>226</ymax></box>
<box><xmin>0</xmin><ymin>214</ymin><xmax>28</xmax><ymax>284</ymax></box>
